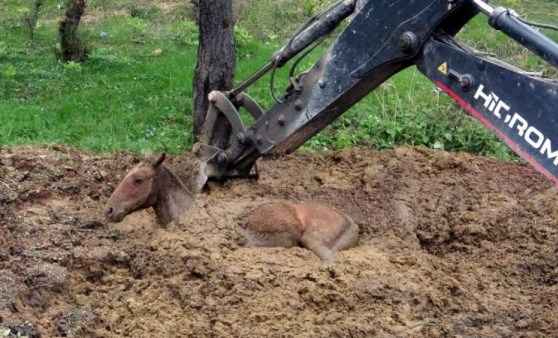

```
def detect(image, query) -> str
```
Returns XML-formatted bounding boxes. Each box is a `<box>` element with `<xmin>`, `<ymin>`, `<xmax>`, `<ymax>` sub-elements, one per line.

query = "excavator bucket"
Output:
<box><xmin>193</xmin><ymin>90</ymin><xmax>262</xmax><ymax>190</ymax></box>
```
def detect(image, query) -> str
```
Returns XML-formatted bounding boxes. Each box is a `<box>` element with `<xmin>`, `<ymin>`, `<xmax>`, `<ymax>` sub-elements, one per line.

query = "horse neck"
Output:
<box><xmin>152</xmin><ymin>165</ymin><xmax>194</xmax><ymax>225</ymax></box>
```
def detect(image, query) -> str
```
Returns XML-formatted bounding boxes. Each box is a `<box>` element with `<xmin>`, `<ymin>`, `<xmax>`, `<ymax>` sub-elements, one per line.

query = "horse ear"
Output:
<box><xmin>154</xmin><ymin>153</ymin><xmax>166</xmax><ymax>167</ymax></box>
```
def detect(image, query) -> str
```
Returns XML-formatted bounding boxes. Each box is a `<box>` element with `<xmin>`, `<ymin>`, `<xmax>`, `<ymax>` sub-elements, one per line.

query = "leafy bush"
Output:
<box><xmin>170</xmin><ymin>20</ymin><xmax>198</xmax><ymax>47</ymax></box>
<box><xmin>234</xmin><ymin>25</ymin><xmax>252</xmax><ymax>48</ymax></box>
<box><xmin>127</xmin><ymin>17</ymin><xmax>147</xmax><ymax>42</ymax></box>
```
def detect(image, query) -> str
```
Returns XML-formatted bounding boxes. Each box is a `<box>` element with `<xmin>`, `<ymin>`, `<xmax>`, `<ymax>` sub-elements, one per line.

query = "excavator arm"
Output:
<box><xmin>193</xmin><ymin>0</ymin><xmax>558</xmax><ymax>189</ymax></box>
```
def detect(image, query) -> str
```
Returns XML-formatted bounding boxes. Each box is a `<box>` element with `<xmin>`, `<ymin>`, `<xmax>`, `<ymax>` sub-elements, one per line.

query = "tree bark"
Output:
<box><xmin>59</xmin><ymin>0</ymin><xmax>87</xmax><ymax>62</ymax></box>
<box><xmin>192</xmin><ymin>0</ymin><xmax>235</xmax><ymax>139</ymax></box>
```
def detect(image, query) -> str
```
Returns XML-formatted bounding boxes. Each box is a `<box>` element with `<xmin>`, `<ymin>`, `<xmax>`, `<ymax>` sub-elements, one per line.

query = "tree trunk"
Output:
<box><xmin>59</xmin><ymin>0</ymin><xmax>87</xmax><ymax>62</ymax></box>
<box><xmin>192</xmin><ymin>0</ymin><xmax>235</xmax><ymax>139</ymax></box>
<box><xmin>26</xmin><ymin>0</ymin><xmax>43</xmax><ymax>40</ymax></box>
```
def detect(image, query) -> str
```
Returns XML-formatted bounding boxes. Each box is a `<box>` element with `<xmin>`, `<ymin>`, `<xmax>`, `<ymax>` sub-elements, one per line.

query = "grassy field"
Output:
<box><xmin>0</xmin><ymin>0</ymin><xmax>556</xmax><ymax>157</ymax></box>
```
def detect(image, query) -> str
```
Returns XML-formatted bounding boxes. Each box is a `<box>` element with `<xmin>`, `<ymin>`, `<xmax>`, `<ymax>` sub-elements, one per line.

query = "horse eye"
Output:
<box><xmin>134</xmin><ymin>178</ymin><xmax>144</xmax><ymax>184</ymax></box>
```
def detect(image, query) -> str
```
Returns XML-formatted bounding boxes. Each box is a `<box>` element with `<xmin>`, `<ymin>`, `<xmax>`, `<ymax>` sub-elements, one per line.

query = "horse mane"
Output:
<box><xmin>153</xmin><ymin>164</ymin><xmax>195</xmax><ymax>226</ymax></box>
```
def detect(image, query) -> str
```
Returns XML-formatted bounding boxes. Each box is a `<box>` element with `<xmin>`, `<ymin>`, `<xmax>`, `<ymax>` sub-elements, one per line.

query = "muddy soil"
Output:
<box><xmin>1</xmin><ymin>145</ymin><xmax>557</xmax><ymax>337</ymax></box>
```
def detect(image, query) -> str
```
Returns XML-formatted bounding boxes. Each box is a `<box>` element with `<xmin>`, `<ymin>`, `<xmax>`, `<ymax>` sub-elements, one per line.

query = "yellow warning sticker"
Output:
<box><xmin>438</xmin><ymin>62</ymin><xmax>448</xmax><ymax>75</ymax></box>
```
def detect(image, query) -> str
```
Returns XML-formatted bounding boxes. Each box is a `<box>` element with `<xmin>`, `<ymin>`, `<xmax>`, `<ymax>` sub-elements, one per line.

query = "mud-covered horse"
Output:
<box><xmin>241</xmin><ymin>201</ymin><xmax>359</xmax><ymax>262</ymax></box>
<box><xmin>105</xmin><ymin>153</ymin><xmax>358</xmax><ymax>261</ymax></box>
<box><xmin>104</xmin><ymin>153</ymin><xmax>194</xmax><ymax>226</ymax></box>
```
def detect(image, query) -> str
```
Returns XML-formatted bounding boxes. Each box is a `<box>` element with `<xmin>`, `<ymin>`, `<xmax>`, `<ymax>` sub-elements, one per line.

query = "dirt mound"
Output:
<box><xmin>1</xmin><ymin>145</ymin><xmax>558</xmax><ymax>337</ymax></box>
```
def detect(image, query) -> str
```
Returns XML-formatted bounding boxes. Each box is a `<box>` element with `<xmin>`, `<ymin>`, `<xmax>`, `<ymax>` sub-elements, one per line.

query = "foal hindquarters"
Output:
<box><xmin>241</xmin><ymin>201</ymin><xmax>359</xmax><ymax>262</ymax></box>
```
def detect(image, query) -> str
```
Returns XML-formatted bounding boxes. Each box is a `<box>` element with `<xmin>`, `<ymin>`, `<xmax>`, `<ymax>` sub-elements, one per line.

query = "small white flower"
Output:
<box><xmin>144</xmin><ymin>127</ymin><xmax>156</xmax><ymax>139</ymax></box>
<box><xmin>151</xmin><ymin>49</ymin><xmax>163</xmax><ymax>57</ymax></box>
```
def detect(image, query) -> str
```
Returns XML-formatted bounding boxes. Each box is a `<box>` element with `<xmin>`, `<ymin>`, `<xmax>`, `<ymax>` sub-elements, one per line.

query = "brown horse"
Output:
<box><xmin>240</xmin><ymin>201</ymin><xmax>359</xmax><ymax>262</ymax></box>
<box><xmin>104</xmin><ymin>153</ymin><xmax>194</xmax><ymax>226</ymax></box>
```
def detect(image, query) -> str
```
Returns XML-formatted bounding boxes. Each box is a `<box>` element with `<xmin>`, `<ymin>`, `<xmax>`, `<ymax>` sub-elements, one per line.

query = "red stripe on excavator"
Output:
<box><xmin>435</xmin><ymin>81</ymin><xmax>558</xmax><ymax>186</ymax></box>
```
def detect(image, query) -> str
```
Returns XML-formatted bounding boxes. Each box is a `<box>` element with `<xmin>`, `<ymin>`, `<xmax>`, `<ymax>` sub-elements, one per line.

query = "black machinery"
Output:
<box><xmin>194</xmin><ymin>0</ymin><xmax>558</xmax><ymax>189</ymax></box>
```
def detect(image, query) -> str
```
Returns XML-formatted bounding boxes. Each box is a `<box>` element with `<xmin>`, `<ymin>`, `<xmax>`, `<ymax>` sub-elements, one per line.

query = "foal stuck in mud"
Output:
<box><xmin>241</xmin><ymin>201</ymin><xmax>359</xmax><ymax>262</ymax></box>
<box><xmin>105</xmin><ymin>153</ymin><xmax>359</xmax><ymax>261</ymax></box>
<box><xmin>104</xmin><ymin>153</ymin><xmax>194</xmax><ymax>226</ymax></box>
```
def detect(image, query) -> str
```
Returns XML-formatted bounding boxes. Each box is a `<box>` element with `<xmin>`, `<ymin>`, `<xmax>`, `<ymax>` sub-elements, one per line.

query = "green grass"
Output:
<box><xmin>0</xmin><ymin>0</ymin><xmax>556</xmax><ymax>159</ymax></box>
<box><xmin>0</xmin><ymin>1</ymin><xmax>199</xmax><ymax>153</ymax></box>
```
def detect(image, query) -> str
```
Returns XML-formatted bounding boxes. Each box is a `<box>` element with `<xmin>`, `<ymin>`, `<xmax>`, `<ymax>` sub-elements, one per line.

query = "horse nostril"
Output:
<box><xmin>105</xmin><ymin>207</ymin><xmax>114</xmax><ymax>216</ymax></box>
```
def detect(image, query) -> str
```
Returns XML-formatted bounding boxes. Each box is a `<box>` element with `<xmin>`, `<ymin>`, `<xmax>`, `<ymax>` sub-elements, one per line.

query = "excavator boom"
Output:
<box><xmin>193</xmin><ymin>0</ymin><xmax>558</xmax><ymax>189</ymax></box>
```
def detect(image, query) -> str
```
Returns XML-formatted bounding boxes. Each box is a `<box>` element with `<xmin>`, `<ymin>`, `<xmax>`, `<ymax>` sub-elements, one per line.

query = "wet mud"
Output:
<box><xmin>1</xmin><ymin>145</ymin><xmax>557</xmax><ymax>337</ymax></box>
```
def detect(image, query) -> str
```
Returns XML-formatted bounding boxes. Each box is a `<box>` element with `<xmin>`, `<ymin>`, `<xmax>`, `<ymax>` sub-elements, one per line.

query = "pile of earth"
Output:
<box><xmin>1</xmin><ymin>145</ymin><xmax>557</xmax><ymax>337</ymax></box>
